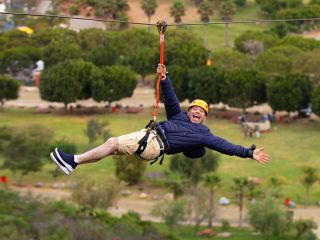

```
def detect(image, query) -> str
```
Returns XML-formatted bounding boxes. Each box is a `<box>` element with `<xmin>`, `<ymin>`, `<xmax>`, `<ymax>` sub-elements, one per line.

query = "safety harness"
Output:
<box><xmin>135</xmin><ymin>20</ymin><xmax>168</xmax><ymax>165</ymax></box>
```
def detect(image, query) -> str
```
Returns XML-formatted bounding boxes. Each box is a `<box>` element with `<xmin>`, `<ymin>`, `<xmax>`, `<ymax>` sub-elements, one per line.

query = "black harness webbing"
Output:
<box><xmin>135</xmin><ymin>120</ymin><xmax>167</xmax><ymax>165</ymax></box>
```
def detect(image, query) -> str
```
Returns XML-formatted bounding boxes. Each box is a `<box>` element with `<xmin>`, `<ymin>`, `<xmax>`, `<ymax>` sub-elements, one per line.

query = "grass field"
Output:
<box><xmin>0</xmin><ymin>108</ymin><xmax>320</xmax><ymax>206</ymax></box>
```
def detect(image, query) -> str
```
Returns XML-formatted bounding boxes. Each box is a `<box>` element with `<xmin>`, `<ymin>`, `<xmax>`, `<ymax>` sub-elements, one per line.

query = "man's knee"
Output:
<box><xmin>105</xmin><ymin>137</ymin><xmax>118</xmax><ymax>152</ymax></box>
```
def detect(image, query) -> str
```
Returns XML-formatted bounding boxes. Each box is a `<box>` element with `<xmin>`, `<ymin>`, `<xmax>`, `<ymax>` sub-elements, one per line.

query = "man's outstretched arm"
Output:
<box><xmin>157</xmin><ymin>64</ymin><xmax>182</xmax><ymax>119</ymax></box>
<box><xmin>205</xmin><ymin>133</ymin><xmax>270</xmax><ymax>164</ymax></box>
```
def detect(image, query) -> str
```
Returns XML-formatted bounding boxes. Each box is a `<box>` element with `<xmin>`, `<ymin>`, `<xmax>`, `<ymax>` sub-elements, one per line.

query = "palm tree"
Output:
<box><xmin>301</xmin><ymin>166</ymin><xmax>319</xmax><ymax>206</ymax></box>
<box><xmin>96</xmin><ymin>0</ymin><xmax>129</xmax><ymax>19</ymax></box>
<box><xmin>233</xmin><ymin>177</ymin><xmax>248</xmax><ymax>228</ymax></box>
<box><xmin>170</xmin><ymin>0</ymin><xmax>186</xmax><ymax>24</ymax></box>
<box><xmin>141</xmin><ymin>0</ymin><xmax>158</xmax><ymax>25</ymax></box>
<box><xmin>203</xmin><ymin>173</ymin><xmax>221</xmax><ymax>228</ymax></box>
<box><xmin>268</xmin><ymin>176</ymin><xmax>285</xmax><ymax>199</ymax></box>
<box><xmin>219</xmin><ymin>0</ymin><xmax>236</xmax><ymax>48</ymax></box>
<box><xmin>165</xmin><ymin>172</ymin><xmax>185</xmax><ymax>200</ymax></box>
<box><xmin>198</xmin><ymin>0</ymin><xmax>214</xmax><ymax>48</ymax></box>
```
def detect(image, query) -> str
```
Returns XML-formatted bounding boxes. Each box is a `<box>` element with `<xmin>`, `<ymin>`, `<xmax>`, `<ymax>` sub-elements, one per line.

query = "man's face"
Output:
<box><xmin>187</xmin><ymin>106</ymin><xmax>207</xmax><ymax>124</ymax></box>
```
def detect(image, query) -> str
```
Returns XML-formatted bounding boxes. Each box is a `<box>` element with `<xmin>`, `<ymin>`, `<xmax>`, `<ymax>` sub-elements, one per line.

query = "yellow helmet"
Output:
<box><xmin>189</xmin><ymin>99</ymin><xmax>209</xmax><ymax>115</ymax></box>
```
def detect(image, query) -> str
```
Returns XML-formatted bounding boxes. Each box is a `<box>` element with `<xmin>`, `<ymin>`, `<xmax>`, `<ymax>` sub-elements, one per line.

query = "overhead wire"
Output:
<box><xmin>1</xmin><ymin>11</ymin><xmax>320</xmax><ymax>27</ymax></box>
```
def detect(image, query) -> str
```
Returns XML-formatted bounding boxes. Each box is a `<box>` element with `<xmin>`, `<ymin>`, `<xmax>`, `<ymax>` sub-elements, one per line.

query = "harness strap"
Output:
<box><xmin>135</xmin><ymin>131</ymin><xmax>151</xmax><ymax>155</ymax></box>
<box><xmin>135</xmin><ymin>120</ymin><xmax>167</xmax><ymax>165</ymax></box>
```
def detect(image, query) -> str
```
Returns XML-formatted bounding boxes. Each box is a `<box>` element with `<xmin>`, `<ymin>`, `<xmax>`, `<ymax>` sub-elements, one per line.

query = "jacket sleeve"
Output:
<box><xmin>160</xmin><ymin>77</ymin><xmax>182</xmax><ymax>119</ymax></box>
<box><xmin>205</xmin><ymin>133</ymin><xmax>249</xmax><ymax>158</ymax></box>
<box><xmin>183</xmin><ymin>148</ymin><xmax>206</xmax><ymax>159</ymax></box>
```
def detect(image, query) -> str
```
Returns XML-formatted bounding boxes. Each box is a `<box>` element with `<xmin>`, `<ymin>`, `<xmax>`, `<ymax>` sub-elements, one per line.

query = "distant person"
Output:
<box><xmin>50</xmin><ymin>64</ymin><xmax>270</xmax><ymax>175</ymax></box>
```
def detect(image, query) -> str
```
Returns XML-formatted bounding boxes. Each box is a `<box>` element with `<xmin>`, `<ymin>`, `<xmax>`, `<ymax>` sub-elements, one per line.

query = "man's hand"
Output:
<box><xmin>157</xmin><ymin>64</ymin><xmax>167</xmax><ymax>80</ymax></box>
<box><xmin>253</xmin><ymin>148</ymin><xmax>270</xmax><ymax>164</ymax></box>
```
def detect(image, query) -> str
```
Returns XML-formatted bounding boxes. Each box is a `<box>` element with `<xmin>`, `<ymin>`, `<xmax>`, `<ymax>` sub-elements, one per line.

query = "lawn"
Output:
<box><xmin>0</xmin><ymin>108</ymin><xmax>320</xmax><ymax>205</ymax></box>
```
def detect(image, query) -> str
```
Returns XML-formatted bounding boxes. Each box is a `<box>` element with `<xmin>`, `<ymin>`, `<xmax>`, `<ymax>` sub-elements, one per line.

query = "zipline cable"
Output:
<box><xmin>1</xmin><ymin>11</ymin><xmax>320</xmax><ymax>26</ymax></box>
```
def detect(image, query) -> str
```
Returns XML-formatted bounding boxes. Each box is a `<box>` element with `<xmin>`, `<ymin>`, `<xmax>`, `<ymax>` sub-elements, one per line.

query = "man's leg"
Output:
<box><xmin>50</xmin><ymin>137</ymin><xmax>119</xmax><ymax>175</ymax></box>
<box><xmin>76</xmin><ymin>137</ymin><xmax>119</xmax><ymax>164</ymax></box>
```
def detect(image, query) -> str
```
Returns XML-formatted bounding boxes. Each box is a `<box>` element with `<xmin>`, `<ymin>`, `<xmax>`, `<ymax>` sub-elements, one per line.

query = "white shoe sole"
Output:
<box><xmin>50</xmin><ymin>152</ymin><xmax>70</xmax><ymax>175</ymax></box>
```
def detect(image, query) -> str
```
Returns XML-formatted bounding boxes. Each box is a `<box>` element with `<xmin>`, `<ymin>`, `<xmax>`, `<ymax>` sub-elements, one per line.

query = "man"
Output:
<box><xmin>50</xmin><ymin>64</ymin><xmax>270</xmax><ymax>175</ymax></box>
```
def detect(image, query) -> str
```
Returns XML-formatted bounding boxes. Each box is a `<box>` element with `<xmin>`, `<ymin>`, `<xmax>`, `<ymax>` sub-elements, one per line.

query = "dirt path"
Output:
<box><xmin>9</xmin><ymin>185</ymin><xmax>320</xmax><ymax>237</ymax></box>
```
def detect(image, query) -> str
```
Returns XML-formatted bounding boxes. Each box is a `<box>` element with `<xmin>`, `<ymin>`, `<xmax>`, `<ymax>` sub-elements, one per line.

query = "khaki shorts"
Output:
<box><xmin>117</xmin><ymin>129</ymin><xmax>161</xmax><ymax>160</ymax></box>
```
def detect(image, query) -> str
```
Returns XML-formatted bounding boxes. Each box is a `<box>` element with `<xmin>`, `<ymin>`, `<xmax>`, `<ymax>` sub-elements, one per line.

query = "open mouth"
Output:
<box><xmin>192</xmin><ymin>114</ymin><xmax>201</xmax><ymax>121</ymax></box>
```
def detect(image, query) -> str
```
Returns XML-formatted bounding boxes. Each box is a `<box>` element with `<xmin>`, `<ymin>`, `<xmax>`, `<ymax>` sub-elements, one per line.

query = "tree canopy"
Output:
<box><xmin>0</xmin><ymin>76</ymin><xmax>19</xmax><ymax>109</ymax></box>
<box><xmin>91</xmin><ymin>65</ymin><xmax>137</xmax><ymax>105</ymax></box>
<box><xmin>40</xmin><ymin>59</ymin><xmax>101</xmax><ymax>107</ymax></box>
<box><xmin>267</xmin><ymin>74</ymin><xmax>314</xmax><ymax>112</ymax></box>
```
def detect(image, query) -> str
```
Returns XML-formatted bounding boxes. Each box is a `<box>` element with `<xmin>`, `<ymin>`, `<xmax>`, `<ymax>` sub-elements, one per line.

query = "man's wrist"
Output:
<box><xmin>247</xmin><ymin>144</ymin><xmax>256</xmax><ymax>158</ymax></box>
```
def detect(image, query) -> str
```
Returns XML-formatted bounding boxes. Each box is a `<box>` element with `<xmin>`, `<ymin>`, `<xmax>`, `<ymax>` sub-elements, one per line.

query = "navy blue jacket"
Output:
<box><xmin>159</xmin><ymin>77</ymin><xmax>250</xmax><ymax>159</ymax></box>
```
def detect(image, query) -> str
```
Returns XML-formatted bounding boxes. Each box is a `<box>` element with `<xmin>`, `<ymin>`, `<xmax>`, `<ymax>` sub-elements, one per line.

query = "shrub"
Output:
<box><xmin>248</xmin><ymin>197</ymin><xmax>292</xmax><ymax>239</ymax></box>
<box><xmin>114</xmin><ymin>155</ymin><xmax>147</xmax><ymax>185</ymax></box>
<box><xmin>69</xmin><ymin>5</ymin><xmax>79</xmax><ymax>15</ymax></box>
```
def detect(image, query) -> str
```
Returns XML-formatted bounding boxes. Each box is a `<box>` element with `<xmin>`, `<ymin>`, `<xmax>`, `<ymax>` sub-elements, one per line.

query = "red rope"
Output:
<box><xmin>152</xmin><ymin>23</ymin><xmax>166</xmax><ymax>120</ymax></box>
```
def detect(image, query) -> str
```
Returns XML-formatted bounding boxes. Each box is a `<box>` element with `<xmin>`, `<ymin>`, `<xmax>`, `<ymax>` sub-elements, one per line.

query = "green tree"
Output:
<box><xmin>256</xmin><ymin>45</ymin><xmax>303</xmax><ymax>75</ymax></box>
<box><xmin>198</xmin><ymin>0</ymin><xmax>214</xmax><ymax>48</ymax></box>
<box><xmin>40</xmin><ymin>59</ymin><xmax>101</xmax><ymax>108</ymax></box>
<box><xmin>267</xmin><ymin>74</ymin><xmax>314</xmax><ymax>113</ymax></box>
<box><xmin>0</xmin><ymin>46</ymin><xmax>41</xmax><ymax>75</ymax></box>
<box><xmin>169</xmin><ymin>151</ymin><xmax>219</xmax><ymax>187</ymax></box>
<box><xmin>276</xmin><ymin>4</ymin><xmax>320</xmax><ymax>33</ymax></box>
<box><xmin>0</xmin><ymin>29</ymin><xmax>32</xmax><ymax>51</ymax></box>
<box><xmin>232</xmin><ymin>177</ymin><xmax>248</xmax><ymax>228</ymax></box>
<box><xmin>301</xmin><ymin>166</ymin><xmax>319</xmax><ymax>207</ymax></box>
<box><xmin>84</xmin><ymin>119</ymin><xmax>110</xmax><ymax>148</ymax></box>
<box><xmin>219</xmin><ymin>0</ymin><xmax>236</xmax><ymax>48</ymax></box>
<box><xmin>211</xmin><ymin>49</ymin><xmax>252</xmax><ymax>70</ymax></box>
<box><xmin>234</xmin><ymin>30</ymin><xmax>278</xmax><ymax>59</ymax></box>
<box><xmin>203</xmin><ymin>173</ymin><xmax>221</xmax><ymax>228</ymax></box>
<box><xmin>276</xmin><ymin>35</ymin><xmax>320</xmax><ymax>51</ymax></box>
<box><xmin>234</xmin><ymin>0</ymin><xmax>246</xmax><ymax>7</ymax></box>
<box><xmin>294</xmin><ymin>219</ymin><xmax>318</xmax><ymax>240</ymax></box>
<box><xmin>292</xmin><ymin>49</ymin><xmax>320</xmax><ymax>84</ymax></box>
<box><xmin>220</xmin><ymin>69</ymin><xmax>267</xmax><ymax>113</ymax></box>
<box><xmin>71</xmin><ymin>179</ymin><xmax>123</xmax><ymax>210</ymax></box>
<box><xmin>77</xmin><ymin>28</ymin><xmax>110</xmax><ymax>51</ymax></box>
<box><xmin>0</xmin><ymin>76</ymin><xmax>19</xmax><ymax>109</ymax></box>
<box><xmin>152</xmin><ymin>198</ymin><xmax>189</xmax><ymax>231</ymax></box>
<box><xmin>164</xmin><ymin>172</ymin><xmax>186</xmax><ymax>200</ymax></box>
<box><xmin>267</xmin><ymin>176</ymin><xmax>286</xmax><ymax>199</ymax></box>
<box><xmin>312</xmin><ymin>86</ymin><xmax>320</xmax><ymax>116</ymax></box>
<box><xmin>128</xmin><ymin>46</ymin><xmax>157</xmax><ymax>84</ymax></box>
<box><xmin>170</xmin><ymin>0</ymin><xmax>186</xmax><ymax>24</ymax></box>
<box><xmin>114</xmin><ymin>155</ymin><xmax>147</xmax><ymax>185</ymax></box>
<box><xmin>85</xmin><ymin>46</ymin><xmax>119</xmax><ymax>68</ymax></box>
<box><xmin>91</xmin><ymin>65</ymin><xmax>137</xmax><ymax>106</ymax></box>
<box><xmin>0</xmin><ymin>126</ymin><xmax>11</xmax><ymax>152</ymax></box>
<box><xmin>188</xmin><ymin>66</ymin><xmax>225</xmax><ymax>105</ymax></box>
<box><xmin>166</xmin><ymin>29</ymin><xmax>208</xmax><ymax>67</ymax></box>
<box><xmin>95</xmin><ymin>0</ymin><xmax>129</xmax><ymax>19</ymax></box>
<box><xmin>141</xmin><ymin>0</ymin><xmax>158</xmax><ymax>25</ymax></box>
<box><xmin>256</xmin><ymin>0</ymin><xmax>302</xmax><ymax>17</ymax></box>
<box><xmin>248</xmin><ymin>197</ymin><xmax>292</xmax><ymax>239</ymax></box>
<box><xmin>269</xmin><ymin>23</ymin><xmax>289</xmax><ymax>38</ymax></box>
<box><xmin>31</xmin><ymin>28</ymin><xmax>78</xmax><ymax>47</ymax></box>
<box><xmin>111</xmin><ymin>28</ymin><xmax>158</xmax><ymax>65</ymax></box>
<box><xmin>166</xmin><ymin>65</ymin><xmax>190</xmax><ymax>102</ymax></box>
<box><xmin>43</xmin><ymin>41</ymin><xmax>82</xmax><ymax>68</ymax></box>
<box><xmin>2</xmin><ymin>125</ymin><xmax>53</xmax><ymax>183</ymax></box>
